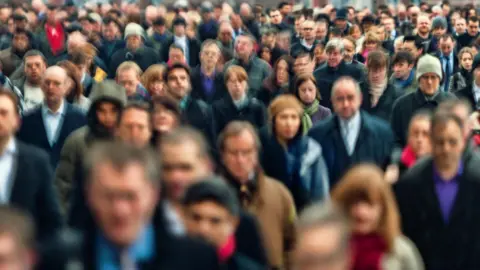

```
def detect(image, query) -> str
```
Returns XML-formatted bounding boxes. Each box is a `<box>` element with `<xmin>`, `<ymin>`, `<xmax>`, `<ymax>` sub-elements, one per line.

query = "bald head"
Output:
<box><xmin>331</xmin><ymin>77</ymin><xmax>362</xmax><ymax>119</ymax></box>
<box><xmin>67</xmin><ymin>32</ymin><xmax>87</xmax><ymax>52</ymax></box>
<box><xmin>44</xmin><ymin>66</ymin><xmax>68</xmax><ymax>82</ymax></box>
<box><xmin>42</xmin><ymin>66</ymin><xmax>69</xmax><ymax>110</ymax></box>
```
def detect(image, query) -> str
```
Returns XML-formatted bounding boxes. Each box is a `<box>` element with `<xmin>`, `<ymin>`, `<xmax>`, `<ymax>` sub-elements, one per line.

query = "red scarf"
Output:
<box><xmin>473</xmin><ymin>135</ymin><xmax>480</xmax><ymax>146</ymax></box>
<box><xmin>400</xmin><ymin>145</ymin><xmax>417</xmax><ymax>168</ymax></box>
<box><xmin>350</xmin><ymin>233</ymin><xmax>387</xmax><ymax>270</ymax></box>
<box><xmin>217</xmin><ymin>235</ymin><xmax>236</xmax><ymax>263</ymax></box>
<box><xmin>45</xmin><ymin>23</ymin><xmax>65</xmax><ymax>55</ymax></box>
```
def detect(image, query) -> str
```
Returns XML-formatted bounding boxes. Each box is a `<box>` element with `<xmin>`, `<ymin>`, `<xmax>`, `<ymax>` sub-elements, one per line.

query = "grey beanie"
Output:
<box><xmin>124</xmin><ymin>23</ymin><xmax>146</xmax><ymax>40</ymax></box>
<box><xmin>431</xmin><ymin>16</ymin><xmax>447</xmax><ymax>30</ymax></box>
<box><xmin>416</xmin><ymin>54</ymin><xmax>443</xmax><ymax>81</ymax></box>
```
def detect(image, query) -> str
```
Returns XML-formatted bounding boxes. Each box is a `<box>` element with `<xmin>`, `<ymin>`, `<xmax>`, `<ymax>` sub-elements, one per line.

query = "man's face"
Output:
<box><xmin>392</xmin><ymin>61</ymin><xmax>413</xmax><ymax>79</ymax></box>
<box><xmin>294</xmin><ymin>55</ymin><xmax>314</xmax><ymax>75</ymax></box>
<box><xmin>12</xmin><ymin>34</ymin><xmax>29</xmax><ymax>52</ymax></box>
<box><xmin>342</xmin><ymin>40</ymin><xmax>355</xmax><ymax>63</ymax></box>
<box><xmin>87</xmin><ymin>163</ymin><xmax>158</xmax><ymax>247</ymax></box>
<box><xmin>270</xmin><ymin>10</ymin><xmax>282</xmax><ymax>25</ymax></box>
<box><xmin>432</xmin><ymin>120</ymin><xmax>465</xmax><ymax>169</ymax></box>
<box><xmin>402</xmin><ymin>41</ymin><xmax>420</xmax><ymax>59</ymax></box>
<box><xmin>331</xmin><ymin>80</ymin><xmax>361</xmax><ymax>120</ymax></box>
<box><xmin>218</xmin><ymin>25</ymin><xmax>233</xmax><ymax>43</ymax></box>
<box><xmin>80</xmin><ymin>19</ymin><xmax>92</xmax><ymax>33</ymax></box>
<box><xmin>326</xmin><ymin>48</ymin><xmax>343</xmax><ymax>68</ymax></box>
<box><xmin>417</xmin><ymin>16</ymin><xmax>431</xmax><ymax>34</ymax></box>
<box><xmin>375</xmin><ymin>26</ymin><xmax>386</xmax><ymax>40</ymax></box>
<box><xmin>200</xmin><ymin>44</ymin><xmax>220</xmax><ymax>68</ymax></box>
<box><xmin>116</xmin><ymin>69</ymin><xmax>140</xmax><ymax>97</ymax></box>
<box><xmin>302</xmin><ymin>21</ymin><xmax>316</xmax><ymax>42</ymax></box>
<box><xmin>231</xmin><ymin>14</ymin><xmax>243</xmax><ymax>29</ymax></box>
<box><xmin>24</xmin><ymin>56</ymin><xmax>46</xmax><ymax>85</ymax></box>
<box><xmin>235</xmin><ymin>36</ymin><xmax>253</xmax><ymax>59</ymax></box>
<box><xmin>440</xmin><ymin>38</ymin><xmax>454</xmax><ymax>56</ymax></box>
<box><xmin>295</xmin><ymin>16</ymin><xmax>305</xmax><ymax>34</ymax></box>
<box><xmin>419</xmin><ymin>73</ymin><xmax>440</xmax><ymax>96</ymax></box>
<box><xmin>468</xmin><ymin>21</ymin><xmax>479</xmax><ymax>37</ymax></box>
<box><xmin>382</xmin><ymin>18</ymin><xmax>395</xmax><ymax>32</ymax></box>
<box><xmin>96</xmin><ymin>102</ymin><xmax>119</xmax><ymax>131</ymax></box>
<box><xmin>174</xmin><ymin>24</ymin><xmax>186</xmax><ymax>37</ymax></box>
<box><xmin>222</xmin><ymin>130</ymin><xmax>258</xmax><ymax>182</ymax></box>
<box><xmin>316</xmin><ymin>22</ymin><xmax>327</xmax><ymax>40</ymax></box>
<box><xmin>334</xmin><ymin>19</ymin><xmax>347</xmax><ymax>30</ymax></box>
<box><xmin>294</xmin><ymin>226</ymin><xmax>349</xmax><ymax>270</ymax></box>
<box><xmin>116</xmin><ymin>108</ymin><xmax>151</xmax><ymax>148</ymax></box>
<box><xmin>166</xmin><ymin>68</ymin><xmax>191</xmax><ymax>100</ymax></box>
<box><xmin>126</xmin><ymin>35</ymin><xmax>142</xmax><ymax>51</ymax></box>
<box><xmin>280</xmin><ymin>5</ymin><xmax>292</xmax><ymax>16</ymax></box>
<box><xmin>0</xmin><ymin>234</ymin><xmax>33</xmax><ymax>270</ymax></box>
<box><xmin>0</xmin><ymin>96</ymin><xmax>19</xmax><ymax>140</ymax></box>
<box><xmin>432</xmin><ymin>27</ymin><xmax>447</xmax><ymax>38</ymax></box>
<box><xmin>408</xmin><ymin>118</ymin><xmax>431</xmax><ymax>158</ymax></box>
<box><xmin>160</xmin><ymin>141</ymin><xmax>210</xmax><ymax>202</ymax></box>
<box><xmin>103</xmin><ymin>22</ymin><xmax>120</xmax><ymax>41</ymax></box>
<box><xmin>42</xmin><ymin>70</ymin><xmax>67</xmax><ymax>106</ymax></box>
<box><xmin>261</xmin><ymin>34</ymin><xmax>276</xmax><ymax>48</ymax></box>
<box><xmin>185</xmin><ymin>201</ymin><xmax>237</xmax><ymax>248</ymax></box>
<box><xmin>169</xmin><ymin>48</ymin><xmax>185</xmax><ymax>64</ymax></box>
<box><xmin>455</xmin><ymin>19</ymin><xmax>466</xmax><ymax>35</ymax></box>
<box><xmin>14</xmin><ymin>20</ymin><xmax>27</xmax><ymax>31</ymax></box>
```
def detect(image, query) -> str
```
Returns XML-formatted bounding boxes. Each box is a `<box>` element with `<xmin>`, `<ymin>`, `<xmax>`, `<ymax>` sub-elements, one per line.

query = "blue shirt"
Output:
<box><xmin>41</xmin><ymin>101</ymin><xmax>66</xmax><ymax>146</ymax></box>
<box><xmin>201</xmin><ymin>69</ymin><xmax>215</xmax><ymax>96</ymax></box>
<box><xmin>96</xmin><ymin>223</ymin><xmax>155</xmax><ymax>270</ymax></box>
<box><xmin>433</xmin><ymin>162</ymin><xmax>463</xmax><ymax>223</ymax></box>
<box><xmin>441</xmin><ymin>52</ymin><xmax>454</xmax><ymax>75</ymax></box>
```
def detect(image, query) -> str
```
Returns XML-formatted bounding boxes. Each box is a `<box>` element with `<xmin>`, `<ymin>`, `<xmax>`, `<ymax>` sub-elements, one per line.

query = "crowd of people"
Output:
<box><xmin>0</xmin><ymin>0</ymin><xmax>479</xmax><ymax>269</ymax></box>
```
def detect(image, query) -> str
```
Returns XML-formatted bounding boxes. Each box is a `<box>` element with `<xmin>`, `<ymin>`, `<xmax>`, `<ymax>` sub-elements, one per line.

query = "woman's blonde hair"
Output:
<box><xmin>363</xmin><ymin>32</ymin><xmax>382</xmax><ymax>48</ymax></box>
<box><xmin>331</xmin><ymin>164</ymin><xmax>401</xmax><ymax>252</ymax></box>
<box><xmin>142</xmin><ymin>64</ymin><xmax>166</xmax><ymax>89</ymax></box>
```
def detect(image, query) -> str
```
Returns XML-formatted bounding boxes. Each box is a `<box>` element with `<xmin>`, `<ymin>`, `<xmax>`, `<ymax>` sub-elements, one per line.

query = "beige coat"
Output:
<box><xmin>382</xmin><ymin>236</ymin><xmax>425</xmax><ymax>270</ymax></box>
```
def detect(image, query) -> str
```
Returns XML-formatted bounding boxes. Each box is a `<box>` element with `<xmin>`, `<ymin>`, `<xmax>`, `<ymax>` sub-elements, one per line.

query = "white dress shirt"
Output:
<box><xmin>339</xmin><ymin>111</ymin><xmax>361</xmax><ymax>156</ymax></box>
<box><xmin>473</xmin><ymin>81</ymin><xmax>480</xmax><ymax>105</ymax></box>
<box><xmin>42</xmin><ymin>101</ymin><xmax>66</xmax><ymax>146</ymax></box>
<box><xmin>174</xmin><ymin>36</ymin><xmax>188</xmax><ymax>58</ymax></box>
<box><xmin>0</xmin><ymin>138</ymin><xmax>16</xmax><ymax>203</ymax></box>
<box><xmin>163</xmin><ymin>201</ymin><xmax>186</xmax><ymax>236</ymax></box>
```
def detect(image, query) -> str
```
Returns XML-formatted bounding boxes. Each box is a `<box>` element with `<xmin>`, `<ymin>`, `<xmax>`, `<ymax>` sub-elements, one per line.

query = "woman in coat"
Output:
<box><xmin>332</xmin><ymin>164</ymin><xmax>424</xmax><ymax>270</ymax></box>
<box><xmin>448</xmin><ymin>47</ymin><xmax>474</xmax><ymax>93</ymax></box>
<box><xmin>259</xmin><ymin>95</ymin><xmax>329</xmax><ymax>211</ymax></box>
<box><xmin>257</xmin><ymin>55</ymin><xmax>293</xmax><ymax>107</ymax></box>
<box><xmin>293</xmin><ymin>73</ymin><xmax>331</xmax><ymax>132</ymax></box>
<box><xmin>151</xmin><ymin>96</ymin><xmax>182</xmax><ymax>147</ymax></box>
<box><xmin>57</xmin><ymin>60</ymin><xmax>91</xmax><ymax>112</ymax></box>
<box><xmin>213</xmin><ymin>65</ymin><xmax>267</xmax><ymax>134</ymax></box>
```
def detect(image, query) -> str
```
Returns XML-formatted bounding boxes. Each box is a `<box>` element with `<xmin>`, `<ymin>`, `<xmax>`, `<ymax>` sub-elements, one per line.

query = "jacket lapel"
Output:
<box><xmin>34</xmin><ymin>109</ymin><xmax>51</xmax><ymax>148</ymax></box>
<box><xmin>8</xmin><ymin>142</ymin><xmax>27</xmax><ymax>206</ymax></box>
<box><xmin>419</xmin><ymin>162</ymin><xmax>447</xmax><ymax>225</ymax></box>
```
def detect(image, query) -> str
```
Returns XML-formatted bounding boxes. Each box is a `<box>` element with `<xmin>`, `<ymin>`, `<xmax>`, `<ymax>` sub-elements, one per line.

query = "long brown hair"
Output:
<box><xmin>331</xmin><ymin>164</ymin><xmax>401</xmax><ymax>252</ymax></box>
<box><xmin>57</xmin><ymin>60</ymin><xmax>83</xmax><ymax>103</ymax></box>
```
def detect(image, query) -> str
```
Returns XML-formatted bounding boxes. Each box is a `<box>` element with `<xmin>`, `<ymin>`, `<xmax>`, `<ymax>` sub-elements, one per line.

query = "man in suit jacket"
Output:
<box><xmin>395</xmin><ymin>112</ymin><xmax>480</xmax><ymax>270</ymax></box>
<box><xmin>18</xmin><ymin>66</ymin><xmax>86</xmax><ymax>169</ymax></box>
<box><xmin>434</xmin><ymin>34</ymin><xmax>459</xmax><ymax>92</ymax></box>
<box><xmin>0</xmin><ymin>89</ymin><xmax>63</xmax><ymax>244</ymax></box>
<box><xmin>309</xmin><ymin>77</ymin><xmax>394</xmax><ymax>187</ymax></box>
<box><xmin>190</xmin><ymin>40</ymin><xmax>226</xmax><ymax>104</ymax></box>
<box><xmin>162</xmin><ymin>17</ymin><xmax>200</xmax><ymax>68</ymax></box>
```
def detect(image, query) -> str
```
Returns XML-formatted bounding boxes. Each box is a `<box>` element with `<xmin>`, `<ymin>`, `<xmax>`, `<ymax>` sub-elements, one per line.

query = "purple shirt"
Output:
<box><xmin>201</xmin><ymin>70</ymin><xmax>215</xmax><ymax>97</ymax></box>
<box><xmin>433</xmin><ymin>162</ymin><xmax>463</xmax><ymax>223</ymax></box>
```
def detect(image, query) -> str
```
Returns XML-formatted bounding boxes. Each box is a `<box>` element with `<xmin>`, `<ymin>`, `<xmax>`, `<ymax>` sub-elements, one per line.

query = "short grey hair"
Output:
<box><xmin>325</xmin><ymin>38</ymin><xmax>345</xmax><ymax>55</ymax></box>
<box><xmin>331</xmin><ymin>76</ymin><xmax>362</xmax><ymax>98</ymax></box>
<box><xmin>85</xmin><ymin>142</ymin><xmax>161</xmax><ymax>187</ymax></box>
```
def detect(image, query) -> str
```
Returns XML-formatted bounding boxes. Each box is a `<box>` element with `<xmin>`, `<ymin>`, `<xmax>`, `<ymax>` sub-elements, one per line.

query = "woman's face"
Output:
<box><xmin>298</xmin><ymin>80</ymin><xmax>317</xmax><ymax>105</ymax></box>
<box><xmin>408</xmin><ymin>118</ymin><xmax>432</xmax><ymax>158</ymax></box>
<box><xmin>148</xmin><ymin>79</ymin><xmax>165</xmax><ymax>98</ymax></box>
<box><xmin>461</xmin><ymin>53</ymin><xmax>473</xmax><ymax>71</ymax></box>
<box><xmin>275</xmin><ymin>108</ymin><xmax>301</xmax><ymax>141</ymax></box>
<box><xmin>260</xmin><ymin>49</ymin><xmax>271</xmax><ymax>63</ymax></box>
<box><xmin>365</xmin><ymin>41</ymin><xmax>378</xmax><ymax>51</ymax></box>
<box><xmin>350</xmin><ymin>201</ymin><xmax>382</xmax><ymax>235</ymax></box>
<box><xmin>351</xmin><ymin>26</ymin><xmax>362</xmax><ymax>39</ymax></box>
<box><xmin>153</xmin><ymin>104</ymin><xmax>178</xmax><ymax>133</ymax></box>
<box><xmin>226</xmin><ymin>74</ymin><xmax>247</xmax><ymax>101</ymax></box>
<box><xmin>368</xmin><ymin>67</ymin><xmax>387</xmax><ymax>85</ymax></box>
<box><xmin>276</xmin><ymin>60</ymin><xmax>289</xmax><ymax>85</ymax></box>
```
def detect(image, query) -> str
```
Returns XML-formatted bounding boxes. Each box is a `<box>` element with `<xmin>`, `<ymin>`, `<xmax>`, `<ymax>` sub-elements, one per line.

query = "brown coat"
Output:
<box><xmin>241</xmin><ymin>172</ymin><xmax>297</xmax><ymax>269</ymax></box>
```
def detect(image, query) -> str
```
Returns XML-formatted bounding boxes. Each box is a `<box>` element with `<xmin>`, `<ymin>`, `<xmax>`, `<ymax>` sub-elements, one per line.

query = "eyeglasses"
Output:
<box><xmin>303</xmin><ymin>27</ymin><xmax>314</xmax><ymax>31</ymax></box>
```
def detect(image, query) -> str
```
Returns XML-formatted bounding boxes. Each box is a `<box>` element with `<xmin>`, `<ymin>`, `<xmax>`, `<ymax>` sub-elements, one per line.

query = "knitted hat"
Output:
<box><xmin>268</xmin><ymin>95</ymin><xmax>304</xmax><ymax>122</ymax></box>
<box><xmin>431</xmin><ymin>16</ymin><xmax>447</xmax><ymax>30</ymax></box>
<box><xmin>124</xmin><ymin>23</ymin><xmax>145</xmax><ymax>40</ymax></box>
<box><xmin>472</xmin><ymin>53</ymin><xmax>480</xmax><ymax>71</ymax></box>
<box><xmin>416</xmin><ymin>54</ymin><xmax>443</xmax><ymax>81</ymax></box>
<box><xmin>336</xmin><ymin>8</ymin><xmax>348</xmax><ymax>20</ymax></box>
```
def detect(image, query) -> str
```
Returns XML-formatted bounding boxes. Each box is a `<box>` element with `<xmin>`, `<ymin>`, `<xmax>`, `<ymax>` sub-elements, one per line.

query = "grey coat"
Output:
<box><xmin>224</xmin><ymin>56</ymin><xmax>271</xmax><ymax>98</ymax></box>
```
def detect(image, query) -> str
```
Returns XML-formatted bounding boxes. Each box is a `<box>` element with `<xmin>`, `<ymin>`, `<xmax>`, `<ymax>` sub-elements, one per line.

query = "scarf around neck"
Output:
<box><xmin>370</xmin><ymin>78</ymin><xmax>388</xmax><ymax>107</ymax></box>
<box><xmin>351</xmin><ymin>233</ymin><xmax>387</xmax><ymax>270</ymax></box>
<box><xmin>302</xmin><ymin>100</ymin><xmax>319</xmax><ymax>134</ymax></box>
<box><xmin>218</xmin><ymin>235</ymin><xmax>236</xmax><ymax>263</ymax></box>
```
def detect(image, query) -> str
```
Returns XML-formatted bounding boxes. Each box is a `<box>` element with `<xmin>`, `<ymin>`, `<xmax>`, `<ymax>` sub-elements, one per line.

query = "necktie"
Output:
<box><xmin>120</xmin><ymin>250</ymin><xmax>137</xmax><ymax>270</ymax></box>
<box><xmin>444</xmin><ymin>57</ymin><xmax>451</xmax><ymax>92</ymax></box>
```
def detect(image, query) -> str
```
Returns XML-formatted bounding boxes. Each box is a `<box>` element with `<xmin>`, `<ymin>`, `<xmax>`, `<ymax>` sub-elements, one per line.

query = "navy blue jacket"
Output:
<box><xmin>17</xmin><ymin>103</ymin><xmax>87</xmax><ymax>168</ymax></box>
<box><xmin>308</xmin><ymin>111</ymin><xmax>394</xmax><ymax>187</ymax></box>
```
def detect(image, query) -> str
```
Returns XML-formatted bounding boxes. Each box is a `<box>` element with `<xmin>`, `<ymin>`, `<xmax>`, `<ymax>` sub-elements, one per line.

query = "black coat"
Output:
<box><xmin>363</xmin><ymin>82</ymin><xmax>402</xmax><ymax>122</ymax></box>
<box><xmin>456</xmin><ymin>32</ymin><xmax>479</xmax><ymax>51</ymax></box>
<box><xmin>10</xmin><ymin>141</ymin><xmax>63</xmax><ymax>243</ymax></box>
<box><xmin>390</xmin><ymin>89</ymin><xmax>456</xmax><ymax>147</ymax></box>
<box><xmin>183</xmin><ymin>98</ymin><xmax>217</xmax><ymax>148</ymax></box>
<box><xmin>394</xmin><ymin>156</ymin><xmax>480</xmax><ymax>270</ymax></box>
<box><xmin>313</xmin><ymin>61</ymin><xmax>365</xmax><ymax>109</ymax></box>
<box><xmin>223</xmin><ymin>253</ymin><xmax>265</xmax><ymax>270</ymax></box>
<box><xmin>190</xmin><ymin>66</ymin><xmax>227</xmax><ymax>104</ymax></box>
<box><xmin>454</xmin><ymin>84</ymin><xmax>476</xmax><ymax>111</ymax></box>
<box><xmin>433</xmin><ymin>51</ymin><xmax>460</xmax><ymax>75</ymax></box>
<box><xmin>162</xmin><ymin>37</ymin><xmax>201</xmax><ymax>68</ymax></box>
<box><xmin>108</xmin><ymin>47</ymin><xmax>160</xmax><ymax>78</ymax></box>
<box><xmin>17</xmin><ymin>103</ymin><xmax>87</xmax><ymax>168</ymax></box>
<box><xmin>290</xmin><ymin>39</ymin><xmax>319</xmax><ymax>58</ymax></box>
<box><xmin>212</xmin><ymin>96</ymin><xmax>267</xmax><ymax>134</ymax></box>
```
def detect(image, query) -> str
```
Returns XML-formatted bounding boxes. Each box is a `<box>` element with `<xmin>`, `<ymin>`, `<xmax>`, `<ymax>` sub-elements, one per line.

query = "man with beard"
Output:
<box><xmin>457</xmin><ymin>16</ymin><xmax>480</xmax><ymax>51</ymax></box>
<box><xmin>0</xmin><ymin>29</ymin><xmax>31</xmax><ymax>77</ymax></box>
<box><xmin>415</xmin><ymin>14</ymin><xmax>432</xmax><ymax>49</ymax></box>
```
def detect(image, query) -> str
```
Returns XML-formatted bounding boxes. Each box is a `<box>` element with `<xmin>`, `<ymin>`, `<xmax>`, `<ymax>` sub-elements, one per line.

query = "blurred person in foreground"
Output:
<box><xmin>183</xmin><ymin>179</ymin><xmax>263</xmax><ymax>270</ymax></box>
<box><xmin>395</xmin><ymin>112</ymin><xmax>480</xmax><ymax>270</ymax></box>
<box><xmin>332</xmin><ymin>164</ymin><xmax>424</xmax><ymax>270</ymax></box>
<box><xmin>293</xmin><ymin>202</ymin><xmax>351</xmax><ymax>270</ymax></box>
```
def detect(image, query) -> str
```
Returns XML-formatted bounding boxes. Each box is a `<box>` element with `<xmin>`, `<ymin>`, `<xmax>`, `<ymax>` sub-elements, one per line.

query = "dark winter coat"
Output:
<box><xmin>108</xmin><ymin>46</ymin><xmax>160</xmax><ymax>78</ymax></box>
<box><xmin>190</xmin><ymin>66</ymin><xmax>227</xmax><ymax>104</ymax></box>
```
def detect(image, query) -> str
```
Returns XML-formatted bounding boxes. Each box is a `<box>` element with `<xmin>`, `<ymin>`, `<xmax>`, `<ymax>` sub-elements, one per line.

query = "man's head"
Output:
<box><xmin>0</xmin><ymin>90</ymin><xmax>20</xmax><ymax>140</ymax></box>
<box><xmin>366</xmin><ymin>51</ymin><xmax>388</xmax><ymax>85</ymax></box>
<box><xmin>331</xmin><ymin>76</ymin><xmax>362</xmax><ymax>120</ymax></box>
<box><xmin>416</xmin><ymin>54</ymin><xmax>443</xmax><ymax>96</ymax></box>
<box><xmin>302</xmin><ymin>20</ymin><xmax>316</xmax><ymax>43</ymax></box>
<box><xmin>66</xmin><ymin>31</ymin><xmax>87</xmax><ymax>53</ymax></box>
<box><xmin>430</xmin><ymin>112</ymin><xmax>465</xmax><ymax>170</ymax></box>
<box><xmin>23</xmin><ymin>50</ymin><xmax>47</xmax><ymax>86</ymax></box>
<box><xmin>85</xmin><ymin>142</ymin><xmax>160</xmax><ymax>247</ymax></box>
<box><xmin>124</xmin><ymin>23</ymin><xmax>145</xmax><ymax>52</ymax></box>
<box><xmin>234</xmin><ymin>34</ymin><xmax>255</xmax><ymax>60</ymax></box>
<box><xmin>439</xmin><ymin>34</ymin><xmax>455</xmax><ymax>56</ymax></box>
<box><xmin>152</xmin><ymin>17</ymin><xmax>166</xmax><ymax>35</ymax></box>
<box><xmin>278</xmin><ymin>1</ymin><xmax>292</xmax><ymax>17</ymax></box>
<box><xmin>455</xmin><ymin>18</ymin><xmax>466</xmax><ymax>35</ymax></box>
<box><xmin>342</xmin><ymin>37</ymin><xmax>356</xmax><ymax>63</ymax></box>
<box><xmin>218</xmin><ymin>121</ymin><xmax>260</xmax><ymax>183</ymax></box>
<box><xmin>467</xmin><ymin>16</ymin><xmax>479</xmax><ymax>37</ymax></box>
<box><xmin>261</xmin><ymin>29</ymin><xmax>277</xmax><ymax>49</ymax></box>
<box><xmin>11</xmin><ymin>29</ymin><xmax>29</xmax><ymax>54</ymax></box>
<box><xmin>392</xmin><ymin>51</ymin><xmax>415</xmax><ymax>80</ymax></box>
<box><xmin>269</xmin><ymin>8</ymin><xmax>283</xmax><ymax>25</ymax></box>
<box><xmin>0</xmin><ymin>207</ymin><xmax>35</xmax><ymax>270</ymax></box>
<box><xmin>165</xmin><ymin>63</ymin><xmax>191</xmax><ymax>101</ymax></box>
<box><xmin>431</xmin><ymin>16</ymin><xmax>447</xmax><ymax>38</ymax></box>
<box><xmin>437</xmin><ymin>99</ymin><xmax>473</xmax><ymax>140</ymax></box>
<box><xmin>293</xmin><ymin>52</ymin><xmax>315</xmax><ymax>75</ymax></box>
<box><xmin>168</xmin><ymin>44</ymin><xmax>185</xmax><ymax>64</ymax></box>
<box><xmin>416</xmin><ymin>14</ymin><xmax>431</xmax><ymax>36</ymax></box>
<box><xmin>407</xmin><ymin>110</ymin><xmax>432</xmax><ymax>158</ymax></box>
<box><xmin>159</xmin><ymin>127</ymin><xmax>212</xmax><ymax>203</ymax></box>
<box><xmin>102</xmin><ymin>17</ymin><xmax>121</xmax><ymax>42</ymax></box>
<box><xmin>402</xmin><ymin>36</ymin><xmax>423</xmax><ymax>60</ymax></box>
<box><xmin>42</xmin><ymin>66</ymin><xmax>68</xmax><ymax>109</ymax></box>
<box><xmin>382</xmin><ymin>16</ymin><xmax>395</xmax><ymax>33</ymax></box>
<box><xmin>325</xmin><ymin>39</ymin><xmax>345</xmax><ymax>68</ymax></box>
<box><xmin>230</xmin><ymin>13</ymin><xmax>243</xmax><ymax>30</ymax></box>
<box><xmin>334</xmin><ymin>8</ymin><xmax>348</xmax><ymax>30</ymax></box>
<box><xmin>218</xmin><ymin>21</ymin><xmax>233</xmax><ymax>44</ymax></box>
<box><xmin>200</xmin><ymin>40</ymin><xmax>220</xmax><ymax>70</ymax></box>
<box><xmin>90</xmin><ymin>81</ymin><xmax>126</xmax><ymax>133</ymax></box>
<box><xmin>116</xmin><ymin>62</ymin><xmax>142</xmax><ymax>97</ymax></box>
<box><xmin>184</xmin><ymin>179</ymin><xmax>240</xmax><ymax>248</ymax></box>
<box><xmin>172</xmin><ymin>17</ymin><xmax>187</xmax><ymax>37</ymax></box>
<box><xmin>294</xmin><ymin>14</ymin><xmax>305</xmax><ymax>35</ymax></box>
<box><xmin>394</xmin><ymin>36</ymin><xmax>404</xmax><ymax>53</ymax></box>
<box><xmin>294</xmin><ymin>203</ymin><xmax>351</xmax><ymax>270</ymax></box>
<box><xmin>116</xmin><ymin>102</ymin><xmax>152</xmax><ymax>148</ymax></box>
<box><xmin>316</xmin><ymin>20</ymin><xmax>328</xmax><ymax>41</ymax></box>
